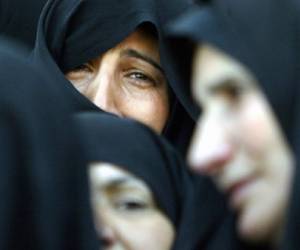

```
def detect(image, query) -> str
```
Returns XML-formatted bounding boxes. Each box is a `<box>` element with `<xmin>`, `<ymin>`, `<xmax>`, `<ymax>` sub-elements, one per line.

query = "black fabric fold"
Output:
<box><xmin>0</xmin><ymin>0</ymin><xmax>46</xmax><ymax>51</ymax></box>
<box><xmin>0</xmin><ymin>41</ymin><xmax>99</xmax><ymax>250</ymax></box>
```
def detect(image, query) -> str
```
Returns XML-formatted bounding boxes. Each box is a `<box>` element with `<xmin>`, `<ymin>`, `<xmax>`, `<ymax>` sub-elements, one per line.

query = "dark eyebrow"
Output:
<box><xmin>120</xmin><ymin>49</ymin><xmax>165</xmax><ymax>75</ymax></box>
<box><xmin>105</xmin><ymin>177</ymin><xmax>131</xmax><ymax>189</ymax></box>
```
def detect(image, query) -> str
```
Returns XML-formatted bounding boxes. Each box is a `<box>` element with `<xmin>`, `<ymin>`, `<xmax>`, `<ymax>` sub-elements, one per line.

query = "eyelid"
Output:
<box><xmin>116</xmin><ymin>197</ymin><xmax>148</xmax><ymax>205</ymax></box>
<box><xmin>120</xmin><ymin>50</ymin><xmax>164</xmax><ymax>75</ymax></box>
<box><xmin>208</xmin><ymin>80</ymin><xmax>245</xmax><ymax>99</ymax></box>
<box><xmin>111</xmin><ymin>188</ymin><xmax>153</xmax><ymax>203</ymax></box>
<box><xmin>120</xmin><ymin>58</ymin><xmax>164</xmax><ymax>81</ymax></box>
<box><xmin>124</xmin><ymin>70</ymin><xmax>157</xmax><ymax>86</ymax></box>
<box><xmin>113</xmin><ymin>196</ymin><xmax>151</xmax><ymax>210</ymax></box>
<box><xmin>72</xmin><ymin>63</ymin><xmax>94</xmax><ymax>74</ymax></box>
<box><xmin>127</xmin><ymin>71</ymin><xmax>152</xmax><ymax>81</ymax></box>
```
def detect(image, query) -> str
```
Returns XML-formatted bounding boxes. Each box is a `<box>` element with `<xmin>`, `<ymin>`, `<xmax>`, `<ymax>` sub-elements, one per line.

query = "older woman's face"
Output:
<box><xmin>89</xmin><ymin>163</ymin><xmax>175</xmax><ymax>250</ymax></box>
<box><xmin>66</xmin><ymin>27</ymin><xmax>169</xmax><ymax>133</ymax></box>
<box><xmin>188</xmin><ymin>44</ymin><xmax>294</xmax><ymax>244</ymax></box>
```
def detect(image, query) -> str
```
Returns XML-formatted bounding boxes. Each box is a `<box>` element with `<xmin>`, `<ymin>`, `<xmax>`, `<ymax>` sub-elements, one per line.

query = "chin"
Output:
<box><xmin>238</xmin><ymin>221</ymin><xmax>271</xmax><ymax>244</ymax></box>
<box><xmin>237</xmin><ymin>201</ymin><xmax>280</xmax><ymax>244</ymax></box>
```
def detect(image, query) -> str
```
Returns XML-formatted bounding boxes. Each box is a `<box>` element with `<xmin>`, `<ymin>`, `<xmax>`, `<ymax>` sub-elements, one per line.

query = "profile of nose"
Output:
<box><xmin>188</xmin><ymin>123</ymin><xmax>234</xmax><ymax>174</ymax></box>
<box><xmin>100</xmin><ymin>225</ymin><xmax>116</xmax><ymax>247</ymax></box>
<box><xmin>97</xmin><ymin>209</ymin><xmax>117</xmax><ymax>248</ymax></box>
<box><xmin>92</xmin><ymin>76</ymin><xmax>121</xmax><ymax>117</ymax></box>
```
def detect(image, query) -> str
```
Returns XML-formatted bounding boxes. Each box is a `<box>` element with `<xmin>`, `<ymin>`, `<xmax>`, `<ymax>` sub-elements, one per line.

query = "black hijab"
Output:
<box><xmin>167</xmin><ymin>0</ymin><xmax>300</xmax><ymax>249</ymax></box>
<box><xmin>0</xmin><ymin>0</ymin><xmax>47</xmax><ymax>51</ymax></box>
<box><xmin>73</xmin><ymin>112</ymin><xmax>232</xmax><ymax>250</ymax></box>
<box><xmin>31</xmin><ymin>0</ymin><xmax>196</xmax><ymax>155</ymax></box>
<box><xmin>0</xmin><ymin>41</ymin><xmax>99</xmax><ymax>250</ymax></box>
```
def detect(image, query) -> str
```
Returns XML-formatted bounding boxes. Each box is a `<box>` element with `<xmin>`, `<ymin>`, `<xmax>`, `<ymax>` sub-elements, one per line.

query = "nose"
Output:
<box><xmin>99</xmin><ymin>224</ymin><xmax>116</xmax><ymax>247</ymax></box>
<box><xmin>188</xmin><ymin>114</ymin><xmax>234</xmax><ymax>175</ymax></box>
<box><xmin>96</xmin><ymin>208</ymin><xmax>117</xmax><ymax>248</ymax></box>
<box><xmin>91</xmin><ymin>74</ymin><xmax>122</xmax><ymax>116</ymax></box>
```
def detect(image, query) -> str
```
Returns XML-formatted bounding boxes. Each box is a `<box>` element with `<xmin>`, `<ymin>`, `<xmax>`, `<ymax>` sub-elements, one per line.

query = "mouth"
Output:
<box><xmin>226</xmin><ymin>177</ymin><xmax>256</xmax><ymax>209</ymax></box>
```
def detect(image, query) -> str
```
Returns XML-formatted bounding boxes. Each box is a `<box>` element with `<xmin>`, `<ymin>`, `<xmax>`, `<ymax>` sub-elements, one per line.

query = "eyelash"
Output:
<box><xmin>73</xmin><ymin>63</ymin><xmax>93</xmax><ymax>73</ymax></box>
<box><xmin>211</xmin><ymin>83</ymin><xmax>244</xmax><ymax>102</ymax></box>
<box><xmin>66</xmin><ymin>63</ymin><xmax>95</xmax><ymax>90</ymax></box>
<box><xmin>124</xmin><ymin>71</ymin><xmax>157</xmax><ymax>87</ymax></box>
<box><xmin>115</xmin><ymin>199</ymin><xmax>148</xmax><ymax>211</ymax></box>
<box><xmin>68</xmin><ymin>65</ymin><xmax>159</xmax><ymax>90</ymax></box>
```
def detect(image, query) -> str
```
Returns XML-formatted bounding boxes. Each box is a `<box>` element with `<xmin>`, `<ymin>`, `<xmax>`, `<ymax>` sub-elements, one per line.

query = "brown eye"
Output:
<box><xmin>115</xmin><ymin>199</ymin><xmax>148</xmax><ymax>212</ymax></box>
<box><xmin>121</xmin><ymin>201</ymin><xmax>147</xmax><ymax>210</ymax></box>
<box><xmin>223</xmin><ymin>85</ymin><xmax>242</xmax><ymax>100</ymax></box>
<box><xmin>73</xmin><ymin>63</ymin><xmax>93</xmax><ymax>73</ymax></box>
<box><xmin>124</xmin><ymin>71</ymin><xmax>157</xmax><ymax>88</ymax></box>
<box><xmin>211</xmin><ymin>80</ymin><xmax>244</xmax><ymax>101</ymax></box>
<box><xmin>65</xmin><ymin>63</ymin><xmax>95</xmax><ymax>92</ymax></box>
<box><xmin>66</xmin><ymin>63</ymin><xmax>93</xmax><ymax>79</ymax></box>
<box><xmin>129</xmin><ymin>72</ymin><xmax>149</xmax><ymax>81</ymax></box>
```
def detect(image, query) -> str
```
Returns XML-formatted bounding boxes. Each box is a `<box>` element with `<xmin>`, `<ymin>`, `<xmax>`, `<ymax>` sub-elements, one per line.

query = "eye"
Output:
<box><xmin>66</xmin><ymin>63</ymin><xmax>95</xmax><ymax>92</ymax></box>
<box><xmin>210</xmin><ymin>81</ymin><xmax>244</xmax><ymax>102</ymax></box>
<box><xmin>66</xmin><ymin>63</ymin><xmax>94</xmax><ymax>79</ymax></box>
<box><xmin>73</xmin><ymin>63</ymin><xmax>93</xmax><ymax>73</ymax></box>
<box><xmin>115</xmin><ymin>199</ymin><xmax>148</xmax><ymax>212</ymax></box>
<box><xmin>129</xmin><ymin>72</ymin><xmax>149</xmax><ymax>81</ymax></box>
<box><xmin>124</xmin><ymin>71</ymin><xmax>157</xmax><ymax>88</ymax></box>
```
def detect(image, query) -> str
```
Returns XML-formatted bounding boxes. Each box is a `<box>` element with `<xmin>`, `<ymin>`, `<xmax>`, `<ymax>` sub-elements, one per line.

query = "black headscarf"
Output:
<box><xmin>73</xmin><ymin>112</ymin><xmax>231</xmax><ymax>250</ymax></box>
<box><xmin>167</xmin><ymin>0</ymin><xmax>300</xmax><ymax>249</ymax></box>
<box><xmin>0</xmin><ymin>41</ymin><xmax>99</xmax><ymax>250</ymax></box>
<box><xmin>0</xmin><ymin>0</ymin><xmax>47</xmax><ymax>51</ymax></box>
<box><xmin>30</xmin><ymin>0</ymin><xmax>196</xmax><ymax>155</ymax></box>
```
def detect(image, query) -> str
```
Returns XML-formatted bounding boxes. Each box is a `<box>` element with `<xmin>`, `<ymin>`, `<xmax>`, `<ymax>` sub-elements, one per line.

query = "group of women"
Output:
<box><xmin>1</xmin><ymin>0</ymin><xmax>300</xmax><ymax>249</ymax></box>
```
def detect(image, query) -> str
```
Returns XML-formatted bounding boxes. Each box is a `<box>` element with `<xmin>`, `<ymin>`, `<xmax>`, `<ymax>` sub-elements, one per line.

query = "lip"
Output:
<box><xmin>226</xmin><ymin>177</ymin><xmax>256</xmax><ymax>209</ymax></box>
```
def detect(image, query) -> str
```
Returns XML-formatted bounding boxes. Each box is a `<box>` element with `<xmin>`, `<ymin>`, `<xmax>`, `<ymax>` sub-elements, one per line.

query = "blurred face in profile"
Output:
<box><xmin>66</xmin><ymin>26</ymin><xmax>169</xmax><ymax>133</ymax></box>
<box><xmin>188</xmin><ymin>44</ymin><xmax>294</xmax><ymax>244</ymax></box>
<box><xmin>89</xmin><ymin>163</ymin><xmax>175</xmax><ymax>250</ymax></box>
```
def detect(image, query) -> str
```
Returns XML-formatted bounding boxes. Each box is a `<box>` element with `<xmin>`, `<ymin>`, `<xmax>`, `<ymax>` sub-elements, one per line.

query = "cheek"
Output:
<box><xmin>237</xmin><ymin>180</ymin><xmax>288</xmax><ymax>242</ymax></box>
<box><xmin>116</xmin><ymin>214</ymin><xmax>175</xmax><ymax>250</ymax></box>
<box><xmin>188</xmin><ymin>119</ymin><xmax>207</xmax><ymax>165</ymax></box>
<box><xmin>118</xmin><ymin>89</ymin><xmax>169</xmax><ymax>133</ymax></box>
<box><xmin>238</xmin><ymin>97</ymin><xmax>275</xmax><ymax>156</ymax></box>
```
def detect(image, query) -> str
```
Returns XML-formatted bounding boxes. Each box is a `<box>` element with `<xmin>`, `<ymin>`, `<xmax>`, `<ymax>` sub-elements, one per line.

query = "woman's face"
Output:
<box><xmin>66</xmin><ymin>27</ymin><xmax>169</xmax><ymax>133</ymax></box>
<box><xmin>188</xmin><ymin>44</ymin><xmax>294</xmax><ymax>243</ymax></box>
<box><xmin>89</xmin><ymin>163</ymin><xmax>175</xmax><ymax>250</ymax></box>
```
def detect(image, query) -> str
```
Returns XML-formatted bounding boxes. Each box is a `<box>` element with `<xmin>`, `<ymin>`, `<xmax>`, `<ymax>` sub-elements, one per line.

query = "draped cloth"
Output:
<box><xmin>0</xmin><ymin>41</ymin><xmax>99</xmax><ymax>250</ymax></box>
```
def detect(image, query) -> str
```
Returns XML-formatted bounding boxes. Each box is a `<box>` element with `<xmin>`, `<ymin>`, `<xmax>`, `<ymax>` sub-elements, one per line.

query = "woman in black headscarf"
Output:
<box><xmin>0</xmin><ymin>40</ymin><xmax>99</xmax><ymax>250</ymax></box>
<box><xmin>30</xmin><ymin>0</ymin><xmax>196</xmax><ymax>155</ymax></box>
<box><xmin>167</xmin><ymin>0</ymin><xmax>300</xmax><ymax>249</ymax></box>
<box><xmin>74</xmin><ymin>112</ymin><xmax>230</xmax><ymax>250</ymax></box>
